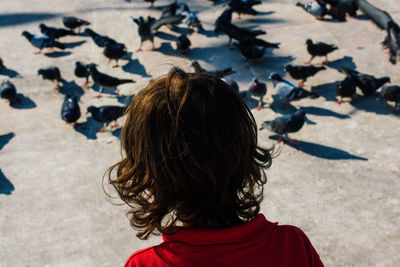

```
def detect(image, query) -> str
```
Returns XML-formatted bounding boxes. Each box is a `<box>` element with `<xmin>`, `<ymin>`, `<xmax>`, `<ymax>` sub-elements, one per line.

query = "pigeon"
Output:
<box><xmin>22</xmin><ymin>31</ymin><xmax>66</xmax><ymax>54</ymax></box>
<box><xmin>229</xmin><ymin>0</ymin><xmax>260</xmax><ymax>18</ymax></box>
<box><xmin>103</xmin><ymin>42</ymin><xmax>127</xmax><ymax>68</ymax></box>
<box><xmin>260</xmin><ymin>110</ymin><xmax>306</xmax><ymax>144</ymax></box>
<box><xmin>248</xmin><ymin>78</ymin><xmax>267</xmax><ymax>111</ymax></box>
<box><xmin>269</xmin><ymin>72</ymin><xmax>319</xmax><ymax>109</ymax></box>
<box><xmin>176</xmin><ymin>34</ymin><xmax>191</xmax><ymax>53</ymax></box>
<box><xmin>215</xmin><ymin>9</ymin><xmax>233</xmax><ymax>35</ymax></box>
<box><xmin>284</xmin><ymin>64</ymin><xmax>326</xmax><ymax>87</ymax></box>
<box><xmin>387</xmin><ymin>20</ymin><xmax>400</xmax><ymax>64</ymax></box>
<box><xmin>88</xmin><ymin>64</ymin><xmax>135</xmax><ymax>98</ymax></box>
<box><xmin>221</xmin><ymin>22</ymin><xmax>266</xmax><ymax>46</ymax></box>
<box><xmin>336</xmin><ymin>77</ymin><xmax>356</xmax><ymax>104</ymax></box>
<box><xmin>151</xmin><ymin>14</ymin><xmax>185</xmax><ymax>32</ymax></box>
<box><xmin>62</xmin><ymin>16</ymin><xmax>90</xmax><ymax>33</ymax></box>
<box><xmin>179</xmin><ymin>4</ymin><xmax>204</xmax><ymax>32</ymax></box>
<box><xmin>144</xmin><ymin>0</ymin><xmax>156</xmax><ymax>8</ymax></box>
<box><xmin>74</xmin><ymin>61</ymin><xmax>91</xmax><ymax>87</ymax></box>
<box><xmin>296</xmin><ymin>1</ymin><xmax>328</xmax><ymax>19</ymax></box>
<box><xmin>38</xmin><ymin>67</ymin><xmax>62</xmax><ymax>89</ymax></box>
<box><xmin>191</xmin><ymin>61</ymin><xmax>236</xmax><ymax>78</ymax></box>
<box><xmin>61</xmin><ymin>95</ymin><xmax>81</xmax><ymax>125</ymax></box>
<box><xmin>0</xmin><ymin>80</ymin><xmax>17</xmax><ymax>104</ymax></box>
<box><xmin>341</xmin><ymin>66</ymin><xmax>390</xmax><ymax>96</ymax></box>
<box><xmin>222</xmin><ymin>78</ymin><xmax>240</xmax><ymax>93</ymax></box>
<box><xmin>39</xmin><ymin>23</ymin><xmax>76</xmax><ymax>39</ymax></box>
<box><xmin>305</xmin><ymin>39</ymin><xmax>338</xmax><ymax>64</ymax></box>
<box><xmin>131</xmin><ymin>16</ymin><xmax>156</xmax><ymax>51</ymax></box>
<box><xmin>84</xmin><ymin>28</ymin><xmax>117</xmax><ymax>48</ymax></box>
<box><xmin>86</xmin><ymin>105</ymin><xmax>126</xmax><ymax>132</ymax></box>
<box><xmin>234</xmin><ymin>42</ymin><xmax>266</xmax><ymax>67</ymax></box>
<box><xmin>380</xmin><ymin>85</ymin><xmax>400</xmax><ymax>113</ymax></box>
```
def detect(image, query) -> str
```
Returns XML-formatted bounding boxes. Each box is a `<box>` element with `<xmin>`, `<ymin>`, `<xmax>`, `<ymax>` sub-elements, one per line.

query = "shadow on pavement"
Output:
<box><xmin>0</xmin><ymin>12</ymin><xmax>60</xmax><ymax>27</ymax></box>
<box><xmin>0</xmin><ymin>169</ymin><xmax>14</xmax><ymax>195</ymax></box>
<box><xmin>0</xmin><ymin>132</ymin><xmax>14</xmax><ymax>150</ymax></box>
<box><xmin>269</xmin><ymin>135</ymin><xmax>368</xmax><ymax>160</ymax></box>
<box><xmin>122</xmin><ymin>59</ymin><xmax>150</xmax><ymax>77</ymax></box>
<box><xmin>10</xmin><ymin>94</ymin><xmax>36</xmax><ymax>109</ymax></box>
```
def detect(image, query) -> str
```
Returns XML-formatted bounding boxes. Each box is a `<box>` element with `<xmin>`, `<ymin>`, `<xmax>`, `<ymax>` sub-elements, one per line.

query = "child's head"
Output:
<box><xmin>108</xmin><ymin>67</ymin><xmax>273</xmax><ymax>239</ymax></box>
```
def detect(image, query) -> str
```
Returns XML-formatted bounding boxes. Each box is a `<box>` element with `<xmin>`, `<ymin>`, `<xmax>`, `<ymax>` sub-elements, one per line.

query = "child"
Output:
<box><xmin>107</xmin><ymin>68</ymin><xmax>324</xmax><ymax>266</ymax></box>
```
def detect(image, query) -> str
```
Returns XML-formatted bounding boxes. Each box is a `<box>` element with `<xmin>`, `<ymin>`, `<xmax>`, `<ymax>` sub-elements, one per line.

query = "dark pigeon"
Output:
<box><xmin>260</xmin><ymin>110</ymin><xmax>306</xmax><ymax>144</ymax></box>
<box><xmin>229</xmin><ymin>0</ymin><xmax>260</xmax><ymax>18</ymax></box>
<box><xmin>22</xmin><ymin>31</ymin><xmax>66</xmax><ymax>54</ymax></box>
<box><xmin>39</xmin><ymin>23</ymin><xmax>76</xmax><ymax>39</ymax></box>
<box><xmin>132</xmin><ymin>16</ymin><xmax>156</xmax><ymax>51</ymax></box>
<box><xmin>284</xmin><ymin>64</ymin><xmax>326</xmax><ymax>87</ymax></box>
<box><xmin>84</xmin><ymin>28</ymin><xmax>117</xmax><ymax>48</ymax></box>
<box><xmin>234</xmin><ymin>42</ymin><xmax>266</xmax><ymax>67</ymax></box>
<box><xmin>89</xmin><ymin>64</ymin><xmax>135</xmax><ymax>98</ymax></box>
<box><xmin>144</xmin><ymin>0</ymin><xmax>156</xmax><ymax>8</ymax></box>
<box><xmin>74</xmin><ymin>61</ymin><xmax>91</xmax><ymax>87</ymax></box>
<box><xmin>62</xmin><ymin>16</ymin><xmax>90</xmax><ymax>33</ymax></box>
<box><xmin>87</xmin><ymin>105</ymin><xmax>126</xmax><ymax>132</ymax></box>
<box><xmin>61</xmin><ymin>95</ymin><xmax>81</xmax><ymax>125</ymax></box>
<box><xmin>103</xmin><ymin>42</ymin><xmax>127</xmax><ymax>68</ymax></box>
<box><xmin>191</xmin><ymin>61</ymin><xmax>236</xmax><ymax>78</ymax></box>
<box><xmin>215</xmin><ymin>9</ymin><xmax>233</xmax><ymax>35</ymax></box>
<box><xmin>305</xmin><ymin>39</ymin><xmax>338</xmax><ymax>64</ymax></box>
<box><xmin>381</xmin><ymin>85</ymin><xmax>400</xmax><ymax>113</ymax></box>
<box><xmin>248</xmin><ymin>78</ymin><xmax>267</xmax><ymax>111</ymax></box>
<box><xmin>341</xmin><ymin>66</ymin><xmax>390</xmax><ymax>96</ymax></box>
<box><xmin>336</xmin><ymin>77</ymin><xmax>356</xmax><ymax>104</ymax></box>
<box><xmin>0</xmin><ymin>80</ymin><xmax>17</xmax><ymax>104</ymax></box>
<box><xmin>38</xmin><ymin>67</ymin><xmax>62</xmax><ymax>89</ymax></box>
<box><xmin>176</xmin><ymin>34</ymin><xmax>191</xmax><ymax>53</ymax></box>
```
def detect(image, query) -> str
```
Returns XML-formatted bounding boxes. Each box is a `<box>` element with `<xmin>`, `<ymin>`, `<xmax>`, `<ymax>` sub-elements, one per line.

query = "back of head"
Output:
<box><xmin>107</xmin><ymin>67</ymin><xmax>273</xmax><ymax>239</ymax></box>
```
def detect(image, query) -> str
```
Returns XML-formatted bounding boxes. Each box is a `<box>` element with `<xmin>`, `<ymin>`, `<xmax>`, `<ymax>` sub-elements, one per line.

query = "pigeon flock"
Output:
<box><xmin>1</xmin><ymin>0</ymin><xmax>399</xmax><ymax>146</ymax></box>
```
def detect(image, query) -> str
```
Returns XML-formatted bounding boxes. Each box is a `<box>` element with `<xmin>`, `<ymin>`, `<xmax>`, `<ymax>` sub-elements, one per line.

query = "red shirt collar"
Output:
<box><xmin>162</xmin><ymin>214</ymin><xmax>277</xmax><ymax>246</ymax></box>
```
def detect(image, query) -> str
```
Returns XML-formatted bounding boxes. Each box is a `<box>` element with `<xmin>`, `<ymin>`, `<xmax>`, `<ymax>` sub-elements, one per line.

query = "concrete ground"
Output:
<box><xmin>1</xmin><ymin>0</ymin><xmax>399</xmax><ymax>266</ymax></box>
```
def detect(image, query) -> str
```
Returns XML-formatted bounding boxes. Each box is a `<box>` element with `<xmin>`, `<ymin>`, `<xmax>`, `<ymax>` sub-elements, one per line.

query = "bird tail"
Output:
<box><xmin>253</xmin><ymin>39</ymin><xmax>280</xmax><ymax>48</ymax></box>
<box><xmin>251</xmin><ymin>30</ymin><xmax>266</xmax><ymax>36</ymax></box>
<box><xmin>53</xmin><ymin>41</ymin><xmax>66</xmax><ymax>50</ymax></box>
<box><xmin>117</xmin><ymin>79</ymin><xmax>135</xmax><ymax>85</ymax></box>
<box><xmin>216</xmin><ymin>68</ymin><xmax>236</xmax><ymax>78</ymax></box>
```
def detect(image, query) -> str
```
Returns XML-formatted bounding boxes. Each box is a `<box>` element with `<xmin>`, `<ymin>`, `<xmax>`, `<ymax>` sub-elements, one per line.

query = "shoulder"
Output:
<box><xmin>124</xmin><ymin>246</ymin><xmax>163</xmax><ymax>267</ymax></box>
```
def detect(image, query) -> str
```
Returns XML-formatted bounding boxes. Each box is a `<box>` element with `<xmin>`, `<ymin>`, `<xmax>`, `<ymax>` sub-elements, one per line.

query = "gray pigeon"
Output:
<box><xmin>381</xmin><ymin>85</ymin><xmax>400</xmax><ymax>113</ymax></box>
<box><xmin>296</xmin><ymin>1</ymin><xmax>328</xmax><ymax>19</ymax></box>
<box><xmin>260</xmin><ymin>110</ymin><xmax>306</xmax><ymax>144</ymax></box>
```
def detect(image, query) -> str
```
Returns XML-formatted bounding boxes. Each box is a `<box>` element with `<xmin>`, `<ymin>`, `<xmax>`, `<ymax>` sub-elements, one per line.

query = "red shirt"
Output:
<box><xmin>124</xmin><ymin>214</ymin><xmax>324</xmax><ymax>267</ymax></box>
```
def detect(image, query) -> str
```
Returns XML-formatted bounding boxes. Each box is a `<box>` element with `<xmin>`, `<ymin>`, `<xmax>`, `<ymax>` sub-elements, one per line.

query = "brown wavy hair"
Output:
<box><xmin>107</xmin><ymin>67</ymin><xmax>273</xmax><ymax>240</ymax></box>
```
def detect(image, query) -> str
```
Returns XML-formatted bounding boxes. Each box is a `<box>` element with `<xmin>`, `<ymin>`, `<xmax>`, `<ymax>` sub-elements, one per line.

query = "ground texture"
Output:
<box><xmin>0</xmin><ymin>0</ymin><xmax>399</xmax><ymax>266</ymax></box>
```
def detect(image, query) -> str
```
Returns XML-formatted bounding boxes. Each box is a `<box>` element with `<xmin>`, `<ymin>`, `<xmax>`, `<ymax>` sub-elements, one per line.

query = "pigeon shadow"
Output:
<box><xmin>122</xmin><ymin>59</ymin><xmax>150</xmax><ymax>77</ymax></box>
<box><xmin>311</xmin><ymin>81</ymin><xmax>339</xmax><ymax>102</ymax></box>
<box><xmin>269</xmin><ymin>135</ymin><xmax>368</xmax><ymax>160</ymax></box>
<box><xmin>154</xmin><ymin>31</ymin><xmax>178</xmax><ymax>41</ymax></box>
<box><xmin>64</xmin><ymin>40</ymin><xmax>86</xmax><ymax>49</ymax></box>
<box><xmin>350</xmin><ymin>92</ymin><xmax>394</xmax><ymax>115</ymax></box>
<box><xmin>0</xmin><ymin>132</ymin><xmax>14</xmax><ymax>150</ymax></box>
<box><xmin>112</xmin><ymin>127</ymin><xmax>122</xmax><ymax>139</ymax></box>
<box><xmin>43</xmin><ymin>51</ymin><xmax>72</xmax><ymax>58</ymax></box>
<box><xmin>0</xmin><ymin>169</ymin><xmax>14</xmax><ymax>195</ymax></box>
<box><xmin>59</xmin><ymin>80</ymin><xmax>85</xmax><ymax>100</ymax></box>
<box><xmin>0</xmin><ymin>12</ymin><xmax>60</xmax><ymax>27</ymax></box>
<box><xmin>253</xmin><ymin>55</ymin><xmax>296</xmax><ymax>75</ymax></box>
<box><xmin>117</xmin><ymin>94</ymin><xmax>134</xmax><ymax>105</ymax></box>
<box><xmin>10</xmin><ymin>94</ymin><xmax>36</xmax><ymax>109</ymax></box>
<box><xmin>156</xmin><ymin>42</ymin><xmax>176</xmax><ymax>56</ymax></box>
<box><xmin>198</xmin><ymin>29</ymin><xmax>216</xmax><ymax>38</ymax></box>
<box><xmin>300</xmin><ymin>106</ymin><xmax>350</xmax><ymax>119</ymax></box>
<box><xmin>241</xmin><ymin>94</ymin><xmax>260</xmax><ymax>110</ymax></box>
<box><xmin>0</xmin><ymin>67</ymin><xmax>22</xmax><ymax>78</ymax></box>
<box><xmin>325</xmin><ymin>56</ymin><xmax>356</xmax><ymax>72</ymax></box>
<box><xmin>73</xmin><ymin>117</ymin><xmax>103</xmax><ymax>140</ymax></box>
<box><xmin>247</xmin><ymin>17</ymin><xmax>285</xmax><ymax>24</ymax></box>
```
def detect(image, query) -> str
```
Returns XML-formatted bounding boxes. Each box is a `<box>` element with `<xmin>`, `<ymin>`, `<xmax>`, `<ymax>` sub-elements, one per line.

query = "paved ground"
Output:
<box><xmin>1</xmin><ymin>0</ymin><xmax>400</xmax><ymax>266</ymax></box>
